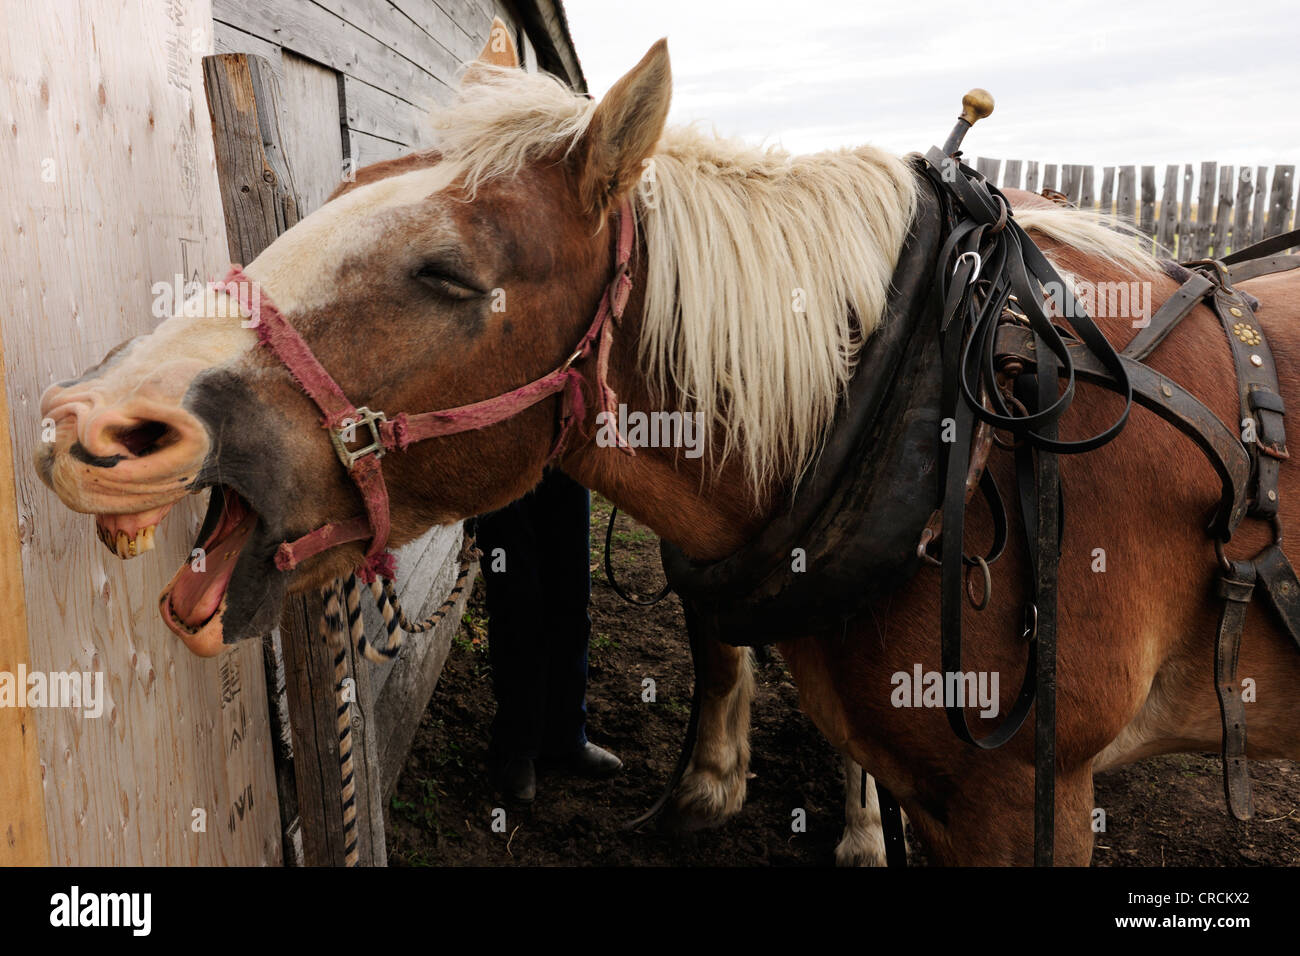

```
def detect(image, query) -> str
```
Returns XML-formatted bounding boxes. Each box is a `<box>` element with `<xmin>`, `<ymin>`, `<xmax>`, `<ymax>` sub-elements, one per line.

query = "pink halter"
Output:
<box><xmin>212</xmin><ymin>201</ymin><xmax>636</xmax><ymax>582</ymax></box>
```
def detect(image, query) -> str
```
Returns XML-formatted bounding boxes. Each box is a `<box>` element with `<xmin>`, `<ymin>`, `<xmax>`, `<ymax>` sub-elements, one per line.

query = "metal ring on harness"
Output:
<box><xmin>992</xmin><ymin>394</ymin><xmax>1030</xmax><ymax>450</ymax></box>
<box><xmin>989</xmin><ymin>195</ymin><xmax>1009</xmax><ymax>234</ymax></box>
<box><xmin>965</xmin><ymin>555</ymin><xmax>992</xmax><ymax>610</ymax></box>
<box><xmin>917</xmin><ymin>524</ymin><xmax>942</xmax><ymax>567</ymax></box>
<box><xmin>1215</xmin><ymin>514</ymin><xmax>1284</xmax><ymax>574</ymax></box>
<box><xmin>1021</xmin><ymin>602</ymin><xmax>1038</xmax><ymax>643</ymax></box>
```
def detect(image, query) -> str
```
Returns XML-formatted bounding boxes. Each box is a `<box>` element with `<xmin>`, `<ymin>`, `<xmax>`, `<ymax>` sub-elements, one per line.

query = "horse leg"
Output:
<box><xmin>671</xmin><ymin>640</ymin><xmax>754</xmax><ymax>828</ymax></box>
<box><xmin>835</xmin><ymin>755</ymin><xmax>894</xmax><ymax>867</ymax></box>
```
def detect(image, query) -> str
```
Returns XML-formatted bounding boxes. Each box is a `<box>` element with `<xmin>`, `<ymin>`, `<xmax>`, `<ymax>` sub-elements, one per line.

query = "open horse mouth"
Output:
<box><xmin>156</xmin><ymin>487</ymin><xmax>259</xmax><ymax>655</ymax></box>
<box><xmin>93</xmin><ymin>484</ymin><xmax>268</xmax><ymax>657</ymax></box>
<box><xmin>38</xmin><ymin>357</ymin><xmax>298</xmax><ymax>656</ymax></box>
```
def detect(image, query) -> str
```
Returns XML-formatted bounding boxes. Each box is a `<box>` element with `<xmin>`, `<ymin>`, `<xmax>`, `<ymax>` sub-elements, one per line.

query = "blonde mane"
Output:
<box><xmin>432</xmin><ymin>66</ymin><xmax>1159</xmax><ymax>492</ymax></box>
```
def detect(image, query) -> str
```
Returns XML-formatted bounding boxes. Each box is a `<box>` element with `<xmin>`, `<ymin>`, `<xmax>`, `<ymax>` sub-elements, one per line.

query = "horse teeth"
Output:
<box><xmin>96</xmin><ymin>521</ymin><xmax>158</xmax><ymax>558</ymax></box>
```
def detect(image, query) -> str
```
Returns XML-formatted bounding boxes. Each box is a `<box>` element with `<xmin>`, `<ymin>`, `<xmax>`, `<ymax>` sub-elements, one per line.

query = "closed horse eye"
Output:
<box><xmin>413</xmin><ymin>264</ymin><xmax>483</xmax><ymax>301</ymax></box>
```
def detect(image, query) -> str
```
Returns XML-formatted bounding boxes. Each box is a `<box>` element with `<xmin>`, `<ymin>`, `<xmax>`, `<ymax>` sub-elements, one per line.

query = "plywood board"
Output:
<box><xmin>0</xmin><ymin>0</ymin><xmax>278</xmax><ymax>864</ymax></box>
<box><xmin>0</xmin><ymin>335</ymin><xmax>46</xmax><ymax>865</ymax></box>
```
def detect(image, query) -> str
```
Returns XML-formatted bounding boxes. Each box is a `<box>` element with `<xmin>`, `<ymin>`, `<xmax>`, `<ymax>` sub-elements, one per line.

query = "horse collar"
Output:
<box><xmin>212</xmin><ymin>200</ymin><xmax>637</xmax><ymax>582</ymax></box>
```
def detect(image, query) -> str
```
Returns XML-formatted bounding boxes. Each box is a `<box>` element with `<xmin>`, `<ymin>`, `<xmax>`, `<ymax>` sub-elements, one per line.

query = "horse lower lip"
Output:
<box><xmin>157</xmin><ymin>581</ymin><xmax>227</xmax><ymax>657</ymax></box>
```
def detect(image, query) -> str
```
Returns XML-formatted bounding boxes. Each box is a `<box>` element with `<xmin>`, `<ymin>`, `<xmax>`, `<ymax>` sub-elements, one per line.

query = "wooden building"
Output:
<box><xmin>212</xmin><ymin>0</ymin><xmax>584</xmax><ymax>200</ymax></box>
<box><xmin>0</xmin><ymin>0</ymin><xmax>584</xmax><ymax>866</ymax></box>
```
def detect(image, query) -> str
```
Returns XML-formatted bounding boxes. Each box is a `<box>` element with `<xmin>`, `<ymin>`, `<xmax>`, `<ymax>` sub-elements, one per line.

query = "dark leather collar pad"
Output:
<box><xmin>660</xmin><ymin>174</ymin><xmax>945</xmax><ymax>643</ymax></box>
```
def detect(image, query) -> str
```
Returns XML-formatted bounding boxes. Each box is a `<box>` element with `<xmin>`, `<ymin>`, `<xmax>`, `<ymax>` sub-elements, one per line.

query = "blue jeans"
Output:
<box><xmin>478</xmin><ymin>470</ymin><xmax>592</xmax><ymax>761</ymax></box>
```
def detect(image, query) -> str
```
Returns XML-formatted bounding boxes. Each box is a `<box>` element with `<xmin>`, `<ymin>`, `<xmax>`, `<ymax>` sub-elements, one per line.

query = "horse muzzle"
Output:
<box><xmin>37</xmin><ymin>380</ymin><xmax>211</xmax><ymax>548</ymax></box>
<box><xmin>37</xmin><ymin>372</ymin><xmax>289</xmax><ymax>654</ymax></box>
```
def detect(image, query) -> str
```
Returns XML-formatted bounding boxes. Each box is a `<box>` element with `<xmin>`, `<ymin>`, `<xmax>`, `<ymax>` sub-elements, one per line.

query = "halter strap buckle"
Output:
<box><xmin>330</xmin><ymin>406</ymin><xmax>387</xmax><ymax>470</ymax></box>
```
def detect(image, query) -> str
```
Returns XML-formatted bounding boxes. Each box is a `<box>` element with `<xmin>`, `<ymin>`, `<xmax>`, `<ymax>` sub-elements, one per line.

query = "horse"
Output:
<box><xmin>35</xmin><ymin>27</ymin><xmax>1300</xmax><ymax>865</ymax></box>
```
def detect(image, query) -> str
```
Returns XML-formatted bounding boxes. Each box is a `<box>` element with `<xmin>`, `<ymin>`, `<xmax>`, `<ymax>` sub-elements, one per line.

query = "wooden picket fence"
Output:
<box><xmin>973</xmin><ymin>158</ymin><xmax>1297</xmax><ymax>260</ymax></box>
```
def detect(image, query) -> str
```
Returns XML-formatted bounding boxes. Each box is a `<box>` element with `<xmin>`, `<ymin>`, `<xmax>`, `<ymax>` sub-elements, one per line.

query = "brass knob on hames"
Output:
<box><xmin>960</xmin><ymin>88</ymin><xmax>995</xmax><ymax>126</ymax></box>
<box><xmin>942</xmin><ymin>88</ymin><xmax>995</xmax><ymax>157</ymax></box>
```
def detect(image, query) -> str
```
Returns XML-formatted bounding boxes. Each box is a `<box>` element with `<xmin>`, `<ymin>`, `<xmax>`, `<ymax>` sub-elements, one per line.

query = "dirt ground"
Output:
<box><xmin>386</xmin><ymin>496</ymin><xmax>1300</xmax><ymax>867</ymax></box>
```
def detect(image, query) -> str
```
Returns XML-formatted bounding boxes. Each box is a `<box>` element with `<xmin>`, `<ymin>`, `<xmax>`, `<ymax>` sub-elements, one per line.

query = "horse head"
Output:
<box><xmin>35</xmin><ymin>28</ymin><xmax>673</xmax><ymax>656</ymax></box>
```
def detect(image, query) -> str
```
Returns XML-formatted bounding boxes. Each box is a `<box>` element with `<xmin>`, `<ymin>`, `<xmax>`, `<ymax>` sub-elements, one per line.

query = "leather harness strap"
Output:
<box><xmin>212</xmin><ymin>201</ymin><xmax>637</xmax><ymax>582</ymax></box>
<box><xmin>1122</xmin><ymin>272</ymin><xmax>1215</xmax><ymax>362</ymax></box>
<box><xmin>990</xmin><ymin>228</ymin><xmax>1300</xmax><ymax>830</ymax></box>
<box><xmin>1205</xmin><ymin>255</ymin><xmax>1288</xmax><ymax>817</ymax></box>
<box><xmin>1209</xmin><ymin>275</ymin><xmax>1289</xmax><ymax>517</ymax></box>
<box><xmin>1215</xmin><ymin>560</ymin><xmax>1256</xmax><ymax>820</ymax></box>
<box><xmin>1254</xmin><ymin>543</ymin><xmax>1300</xmax><ymax>654</ymax></box>
<box><xmin>920</xmin><ymin>133</ymin><xmax>1300</xmax><ymax>863</ymax></box>
<box><xmin>1228</xmin><ymin>254</ymin><xmax>1300</xmax><ymax>285</ymax></box>
<box><xmin>870</xmin><ymin>772</ymin><xmax>907</xmax><ymax>868</ymax></box>
<box><xmin>921</xmin><ymin>149</ymin><xmax>1154</xmax><ymax>865</ymax></box>
<box><xmin>995</xmin><ymin>325</ymin><xmax>1252</xmax><ymax>532</ymax></box>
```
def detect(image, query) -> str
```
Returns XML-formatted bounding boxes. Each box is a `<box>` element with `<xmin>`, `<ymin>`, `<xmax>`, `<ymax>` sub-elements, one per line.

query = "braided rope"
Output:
<box><xmin>321</xmin><ymin>531</ymin><xmax>481</xmax><ymax>864</ymax></box>
<box><xmin>360</xmin><ymin>575</ymin><xmax>403</xmax><ymax>663</ymax></box>
<box><xmin>320</xmin><ymin>580</ymin><xmax>360</xmax><ymax>868</ymax></box>
<box><xmin>359</xmin><ymin>533</ymin><xmax>480</xmax><ymax>662</ymax></box>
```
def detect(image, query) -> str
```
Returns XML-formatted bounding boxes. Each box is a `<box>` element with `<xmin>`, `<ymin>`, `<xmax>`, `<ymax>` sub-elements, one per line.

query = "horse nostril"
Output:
<box><xmin>110</xmin><ymin>420</ymin><xmax>178</xmax><ymax>458</ymax></box>
<box><xmin>69</xmin><ymin>442</ymin><xmax>125</xmax><ymax>468</ymax></box>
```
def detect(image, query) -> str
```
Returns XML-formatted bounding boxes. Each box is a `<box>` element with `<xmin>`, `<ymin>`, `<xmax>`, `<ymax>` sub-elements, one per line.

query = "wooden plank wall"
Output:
<box><xmin>214</xmin><ymin>0</ymin><xmax>572</xmax><ymax>169</ymax></box>
<box><xmin>982</xmin><ymin>156</ymin><xmax>1299</xmax><ymax>258</ymax></box>
<box><xmin>0</xmin><ymin>0</ymin><xmax>279</xmax><ymax>865</ymax></box>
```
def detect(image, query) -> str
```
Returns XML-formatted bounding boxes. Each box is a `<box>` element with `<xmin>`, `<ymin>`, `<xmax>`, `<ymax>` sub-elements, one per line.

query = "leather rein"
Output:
<box><xmin>211</xmin><ymin>200</ymin><xmax>636</xmax><ymax>583</ymax></box>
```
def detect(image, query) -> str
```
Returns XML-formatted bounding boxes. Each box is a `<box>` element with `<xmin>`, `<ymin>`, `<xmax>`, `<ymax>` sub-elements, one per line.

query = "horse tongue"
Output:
<box><xmin>168</xmin><ymin>509</ymin><xmax>257</xmax><ymax>627</ymax></box>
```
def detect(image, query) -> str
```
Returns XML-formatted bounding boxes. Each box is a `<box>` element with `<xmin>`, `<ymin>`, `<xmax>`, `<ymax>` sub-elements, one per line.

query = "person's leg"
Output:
<box><xmin>532</xmin><ymin>472</ymin><xmax>621</xmax><ymax>777</ymax></box>
<box><xmin>477</xmin><ymin>492</ymin><xmax>548</xmax><ymax>790</ymax></box>
<box><xmin>532</xmin><ymin>470</ymin><xmax>593</xmax><ymax>756</ymax></box>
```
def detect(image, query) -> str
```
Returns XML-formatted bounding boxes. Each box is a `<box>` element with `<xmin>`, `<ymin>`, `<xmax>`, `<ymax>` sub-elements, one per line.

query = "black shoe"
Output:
<box><xmin>541</xmin><ymin>742</ymin><xmax>623</xmax><ymax>779</ymax></box>
<box><xmin>491</xmin><ymin>755</ymin><xmax>536</xmax><ymax>804</ymax></box>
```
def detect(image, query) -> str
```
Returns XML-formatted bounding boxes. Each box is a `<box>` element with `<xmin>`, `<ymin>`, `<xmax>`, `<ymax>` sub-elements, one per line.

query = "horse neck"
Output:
<box><xmin>560</xmin><ymin>245</ymin><xmax>773</xmax><ymax>562</ymax></box>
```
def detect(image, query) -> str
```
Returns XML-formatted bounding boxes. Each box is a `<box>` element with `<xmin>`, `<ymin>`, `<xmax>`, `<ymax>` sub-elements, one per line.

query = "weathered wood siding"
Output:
<box><xmin>214</xmin><ymin>0</ymin><xmax>583</xmax><ymax>168</ymax></box>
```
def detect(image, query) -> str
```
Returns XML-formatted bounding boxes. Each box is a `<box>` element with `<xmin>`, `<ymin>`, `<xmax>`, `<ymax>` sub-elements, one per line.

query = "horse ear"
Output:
<box><xmin>464</xmin><ymin>17</ymin><xmax>520</xmax><ymax>80</ymax></box>
<box><xmin>577</xmin><ymin>39</ymin><xmax>671</xmax><ymax>216</ymax></box>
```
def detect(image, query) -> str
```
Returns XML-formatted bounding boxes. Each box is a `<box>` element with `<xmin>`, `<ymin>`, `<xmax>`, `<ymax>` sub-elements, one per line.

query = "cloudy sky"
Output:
<box><xmin>563</xmin><ymin>0</ymin><xmax>1300</xmax><ymax>169</ymax></box>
